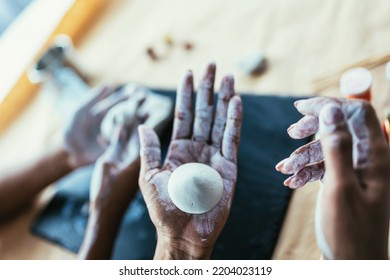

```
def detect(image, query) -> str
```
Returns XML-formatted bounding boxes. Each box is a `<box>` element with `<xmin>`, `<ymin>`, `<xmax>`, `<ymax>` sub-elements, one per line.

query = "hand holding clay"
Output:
<box><xmin>63</xmin><ymin>85</ymin><xmax>130</xmax><ymax>168</ymax></box>
<box><xmin>89</xmin><ymin>95</ymin><xmax>147</xmax><ymax>211</ymax></box>
<box><xmin>79</xmin><ymin>97</ymin><xmax>146</xmax><ymax>260</ymax></box>
<box><xmin>100</xmin><ymin>84</ymin><xmax>173</xmax><ymax>142</ymax></box>
<box><xmin>138</xmin><ymin>62</ymin><xmax>243</xmax><ymax>259</ymax></box>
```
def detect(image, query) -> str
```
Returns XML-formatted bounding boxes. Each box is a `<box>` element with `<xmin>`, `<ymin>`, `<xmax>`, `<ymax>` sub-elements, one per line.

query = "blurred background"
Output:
<box><xmin>0</xmin><ymin>0</ymin><xmax>390</xmax><ymax>259</ymax></box>
<box><xmin>0</xmin><ymin>0</ymin><xmax>32</xmax><ymax>34</ymax></box>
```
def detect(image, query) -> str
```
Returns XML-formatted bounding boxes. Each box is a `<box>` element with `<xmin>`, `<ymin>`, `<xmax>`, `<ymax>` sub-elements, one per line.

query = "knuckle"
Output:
<box><xmin>175</xmin><ymin>110</ymin><xmax>191</xmax><ymax>121</ymax></box>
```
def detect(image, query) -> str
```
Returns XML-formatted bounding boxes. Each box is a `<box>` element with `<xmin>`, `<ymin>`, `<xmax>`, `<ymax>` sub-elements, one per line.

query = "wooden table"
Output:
<box><xmin>1</xmin><ymin>0</ymin><xmax>390</xmax><ymax>259</ymax></box>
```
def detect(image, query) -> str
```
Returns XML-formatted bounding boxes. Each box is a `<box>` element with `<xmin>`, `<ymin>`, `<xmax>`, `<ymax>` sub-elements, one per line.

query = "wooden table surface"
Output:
<box><xmin>1</xmin><ymin>0</ymin><xmax>390</xmax><ymax>259</ymax></box>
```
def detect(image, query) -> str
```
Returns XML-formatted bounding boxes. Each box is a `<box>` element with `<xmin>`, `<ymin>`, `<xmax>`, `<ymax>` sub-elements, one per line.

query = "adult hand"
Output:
<box><xmin>79</xmin><ymin>94</ymin><xmax>146</xmax><ymax>260</ymax></box>
<box><xmin>138</xmin><ymin>62</ymin><xmax>243</xmax><ymax>259</ymax></box>
<box><xmin>63</xmin><ymin>85</ymin><xmax>129</xmax><ymax>169</ymax></box>
<box><xmin>276</xmin><ymin>97</ymin><xmax>386</xmax><ymax>189</ymax></box>
<box><xmin>89</xmin><ymin>93</ymin><xmax>146</xmax><ymax>212</ymax></box>
<box><xmin>277</xmin><ymin>97</ymin><xmax>390</xmax><ymax>259</ymax></box>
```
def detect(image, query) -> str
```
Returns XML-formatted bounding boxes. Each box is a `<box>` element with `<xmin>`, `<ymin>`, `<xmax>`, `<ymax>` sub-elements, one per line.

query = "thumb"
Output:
<box><xmin>319</xmin><ymin>104</ymin><xmax>356</xmax><ymax>187</ymax></box>
<box><xmin>103</xmin><ymin>125</ymin><xmax>128</xmax><ymax>162</ymax></box>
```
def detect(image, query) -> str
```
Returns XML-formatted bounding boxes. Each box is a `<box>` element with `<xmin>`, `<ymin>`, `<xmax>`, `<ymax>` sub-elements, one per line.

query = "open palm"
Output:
<box><xmin>138</xmin><ymin>63</ymin><xmax>243</xmax><ymax>257</ymax></box>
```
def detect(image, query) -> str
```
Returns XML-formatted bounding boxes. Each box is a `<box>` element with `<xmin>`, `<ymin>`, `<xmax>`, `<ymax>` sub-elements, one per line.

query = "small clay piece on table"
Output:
<box><xmin>146</xmin><ymin>47</ymin><xmax>158</xmax><ymax>61</ymax></box>
<box><xmin>163</xmin><ymin>34</ymin><xmax>174</xmax><ymax>46</ymax></box>
<box><xmin>183</xmin><ymin>41</ymin><xmax>194</xmax><ymax>51</ymax></box>
<box><xmin>238</xmin><ymin>51</ymin><xmax>268</xmax><ymax>76</ymax></box>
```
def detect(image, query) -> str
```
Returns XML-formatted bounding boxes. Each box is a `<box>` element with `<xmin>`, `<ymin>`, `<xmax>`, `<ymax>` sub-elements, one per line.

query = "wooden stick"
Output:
<box><xmin>312</xmin><ymin>50</ymin><xmax>390</xmax><ymax>92</ymax></box>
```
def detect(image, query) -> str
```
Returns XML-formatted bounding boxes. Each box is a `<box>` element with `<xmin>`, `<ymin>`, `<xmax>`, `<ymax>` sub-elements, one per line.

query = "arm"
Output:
<box><xmin>78</xmin><ymin>158</ymin><xmax>140</xmax><ymax>260</ymax></box>
<box><xmin>0</xmin><ymin>147</ymin><xmax>72</xmax><ymax>217</ymax></box>
<box><xmin>0</xmin><ymin>85</ymin><xmax>126</xmax><ymax>218</ymax></box>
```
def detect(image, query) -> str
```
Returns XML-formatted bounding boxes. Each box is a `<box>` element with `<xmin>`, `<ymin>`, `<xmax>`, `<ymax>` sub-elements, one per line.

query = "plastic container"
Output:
<box><xmin>339</xmin><ymin>67</ymin><xmax>372</xmax><ymax>101</ymax></box>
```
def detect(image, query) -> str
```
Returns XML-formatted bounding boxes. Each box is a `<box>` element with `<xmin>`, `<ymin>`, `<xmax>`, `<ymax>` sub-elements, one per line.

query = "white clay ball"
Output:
<box><xmin>168</xmin><ymin>163</ymin><xmax>224</xmax><ymax>214</ymax></box>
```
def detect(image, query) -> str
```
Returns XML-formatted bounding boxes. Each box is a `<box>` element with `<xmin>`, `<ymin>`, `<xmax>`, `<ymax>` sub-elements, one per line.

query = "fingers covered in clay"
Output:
<box><xmin>286</xmin><ymin>97</ymin><xmax>342</xmax><ymax>140</ymax></box>
<box><xmin>287</xmin><ymin>115</ymin><xmax>319</xmax><ymax>139</ymax></box>
<box><xmin>318</xmin><ymin>104</ymin><xmax>356</xmax><ymax>189</ymax></box>
<box><xmin>172</xmin><ymin>71</ymin><xmax>194</xmax><ymax>140</ymax></box>
<box><xmin>284</xmin><ymin>161</ymin><xmax>325</xmax><ymax>189</ymax></box>
<box><xmin>222</xmin><ymin>96</ymin><xmax>243</xmax><ymax>163</ymax></box>
<box><xmin>85</xmin><ymin>84</ymin><xmax>113</xmax><ymax>110</ymax></box>
<box><xmin>193</xmin><ymin>62</ymin><xmax>216</xmax><ymax>142</ymax></box>
<box><xmin>294</xmin><ymin>97</ymin><xmax>343</xmax><ymax>117</ymax></box>
<box><xmin>343</xmin><ymin>102</ymin><xmax>390</xmax><ymax>180</ymax></box>
<box><xmin>212</xmin><ymin>75</ymin><xmax>235</xmax><ymax>147</ymax></box>
<box><xmin>91</xmin><ymin>89</ymin><xmax>135</xmax><ymax>118</ymax></box>
<box><xmin>101</xmin><ymin>125</ymin><xmax>126</xmax><ymax>162</ymax></box>
<box><xmin>279</xmin><ymin>96</ymin><xmax>387</xmax><ymax>189</ymax></box>
<box><xmin>276</xmin><ymin>139</ymin><xmax>323</xmax><ymax>174</ymax></box>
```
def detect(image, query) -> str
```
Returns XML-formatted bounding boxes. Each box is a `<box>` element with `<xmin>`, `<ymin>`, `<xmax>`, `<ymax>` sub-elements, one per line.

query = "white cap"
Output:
<box><xmin>340</xmin><ymin>67</ymin><xmax>372</xmax><ymax>96</ymax></box>
<box><xmin>386</xmin><ymin>61</ymin><xmax>390</xmax><ymax>81</ymax></box>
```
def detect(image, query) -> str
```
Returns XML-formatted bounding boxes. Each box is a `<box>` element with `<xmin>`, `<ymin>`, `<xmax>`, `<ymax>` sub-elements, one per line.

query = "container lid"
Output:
<box><xmin>340</xmin><ymin>67</ymin><xmax>372</xmax><ymax>96</ymax></box>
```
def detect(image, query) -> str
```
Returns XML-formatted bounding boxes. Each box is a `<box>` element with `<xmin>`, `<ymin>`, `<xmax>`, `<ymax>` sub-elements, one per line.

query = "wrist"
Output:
<box><xmin>49</xmin><ymin>146</ymin><xmax>75</xmax><ymax>176</ymax></box>
<box><xmin>89</xmin><ymin>200</ymin><xmax>125</xmax><ymax>228</ymax></box>
<box><xmin>154</xmin><ymin>233</ymin><xmax>214</xmax><ymax>260</ymax></box>
<box><xmin>59</xmin><ymin>145</ymin><xmax>78</xmax><ymax>171</ymax></box>
<box><xmin>79</xmin><ymin>209</ymin><xmax>122</xmax><ymax>259</ymax></box>
<box><xmin>90</xmin><ymin>159</ymin><xmax>140</xmax><ymax>214</ymax></box>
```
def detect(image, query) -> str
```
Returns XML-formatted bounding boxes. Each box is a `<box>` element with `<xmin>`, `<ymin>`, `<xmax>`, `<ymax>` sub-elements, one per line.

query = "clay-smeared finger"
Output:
<box><xmin>138</xmin><ymin>125</ymin><xmax>162</xmax><ymax>181</ymax></box>
<box><xmin>284</xmin><ymin>161</ymin><xmax>325</xmax><ymax>189</ymax></box>
<box><xmin>276</xmin><ymin>139</ymin><xmax>323</xmax><ymax>174</ymax></box>
<box><xmin>287</xmin><ymin>115</ymin><xmax>319</xmax><ymax>139</ymax></box>
<box><xmin>212</xmin><ymin>75</ymin><xmax>235</xmax><ymax>147</ymax></box>
<box><xmin>222</xmin><ymin>96</ymin><xmax>243</xmax><ymax>163</ymax></box>
<box><xmin>103</xmin><ymin>125</ymin><xmax>127</xmax><ymax>162</ymax></box>
<box><xmin>172</xmin><ymin>71</ymin><xmax>194</xmax><ymax>140</ymax></box>
<box><xmin>85</xmin><ymin>84</ymin><xmax>112</xmax><ymax>109</ymax></box>
<box><xmin>319</xmin><ymin>104</ymin><xmax>356</xmax><ymax>187</ymax></box>
<box><xmin>344</xmin><ymin>102</ymin><xmax>390</xmax><ymax>181</ymax></box>
<box><xmin>294</xmin><ymin>97</ymin><xmax>342</xmax><ymax>117</ymax></box>
<box><xmin>91</xmin><ymin>93</ymin><xmax>129</xmax><ymax>117</ymax></box>
<box><xmin>193</xmin><ymin>62</ymin><xmax>216</xmax><ymax>142</ymax></box>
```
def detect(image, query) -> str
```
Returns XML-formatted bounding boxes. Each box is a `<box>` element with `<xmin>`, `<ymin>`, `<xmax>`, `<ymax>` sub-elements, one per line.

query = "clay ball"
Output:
<box><xmin>168</xmin><ymin>163</ymin><xmax>224</xmax><ymax>214</ymax></box>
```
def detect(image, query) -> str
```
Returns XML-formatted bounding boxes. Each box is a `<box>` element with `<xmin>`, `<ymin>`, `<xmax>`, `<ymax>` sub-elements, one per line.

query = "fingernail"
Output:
<box><xmin>276</xmin><ymin>158</ymin><xmax>287</xmax><ymax>171</ymax></box>
<box><xmin>294</xmin><ymin>100</ymin><xmax>302</xmax><ymax>108</ymax></box>
<box><xmin>226</xmin><ymin>73</ymin><xmax>234</xmax><ymax>80</ymax></box>
<box><xmin>283</xmin><ymin>176</ymin><xmax>293</xmax><ymax>187</ymax></box>
<box><xmin>287</xmin><ymin>124</ymin><xmax>301</xmax><ymax>139</ymax></box>
<box><xmin>321</xmin><ymin>105</ymin><xmax>344</xmax><ymax>125</ymax></box>
<box><xmin>287</xmin><ymin>123</ymin><xmax>296</xmax><ymax>133</ymax></box>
